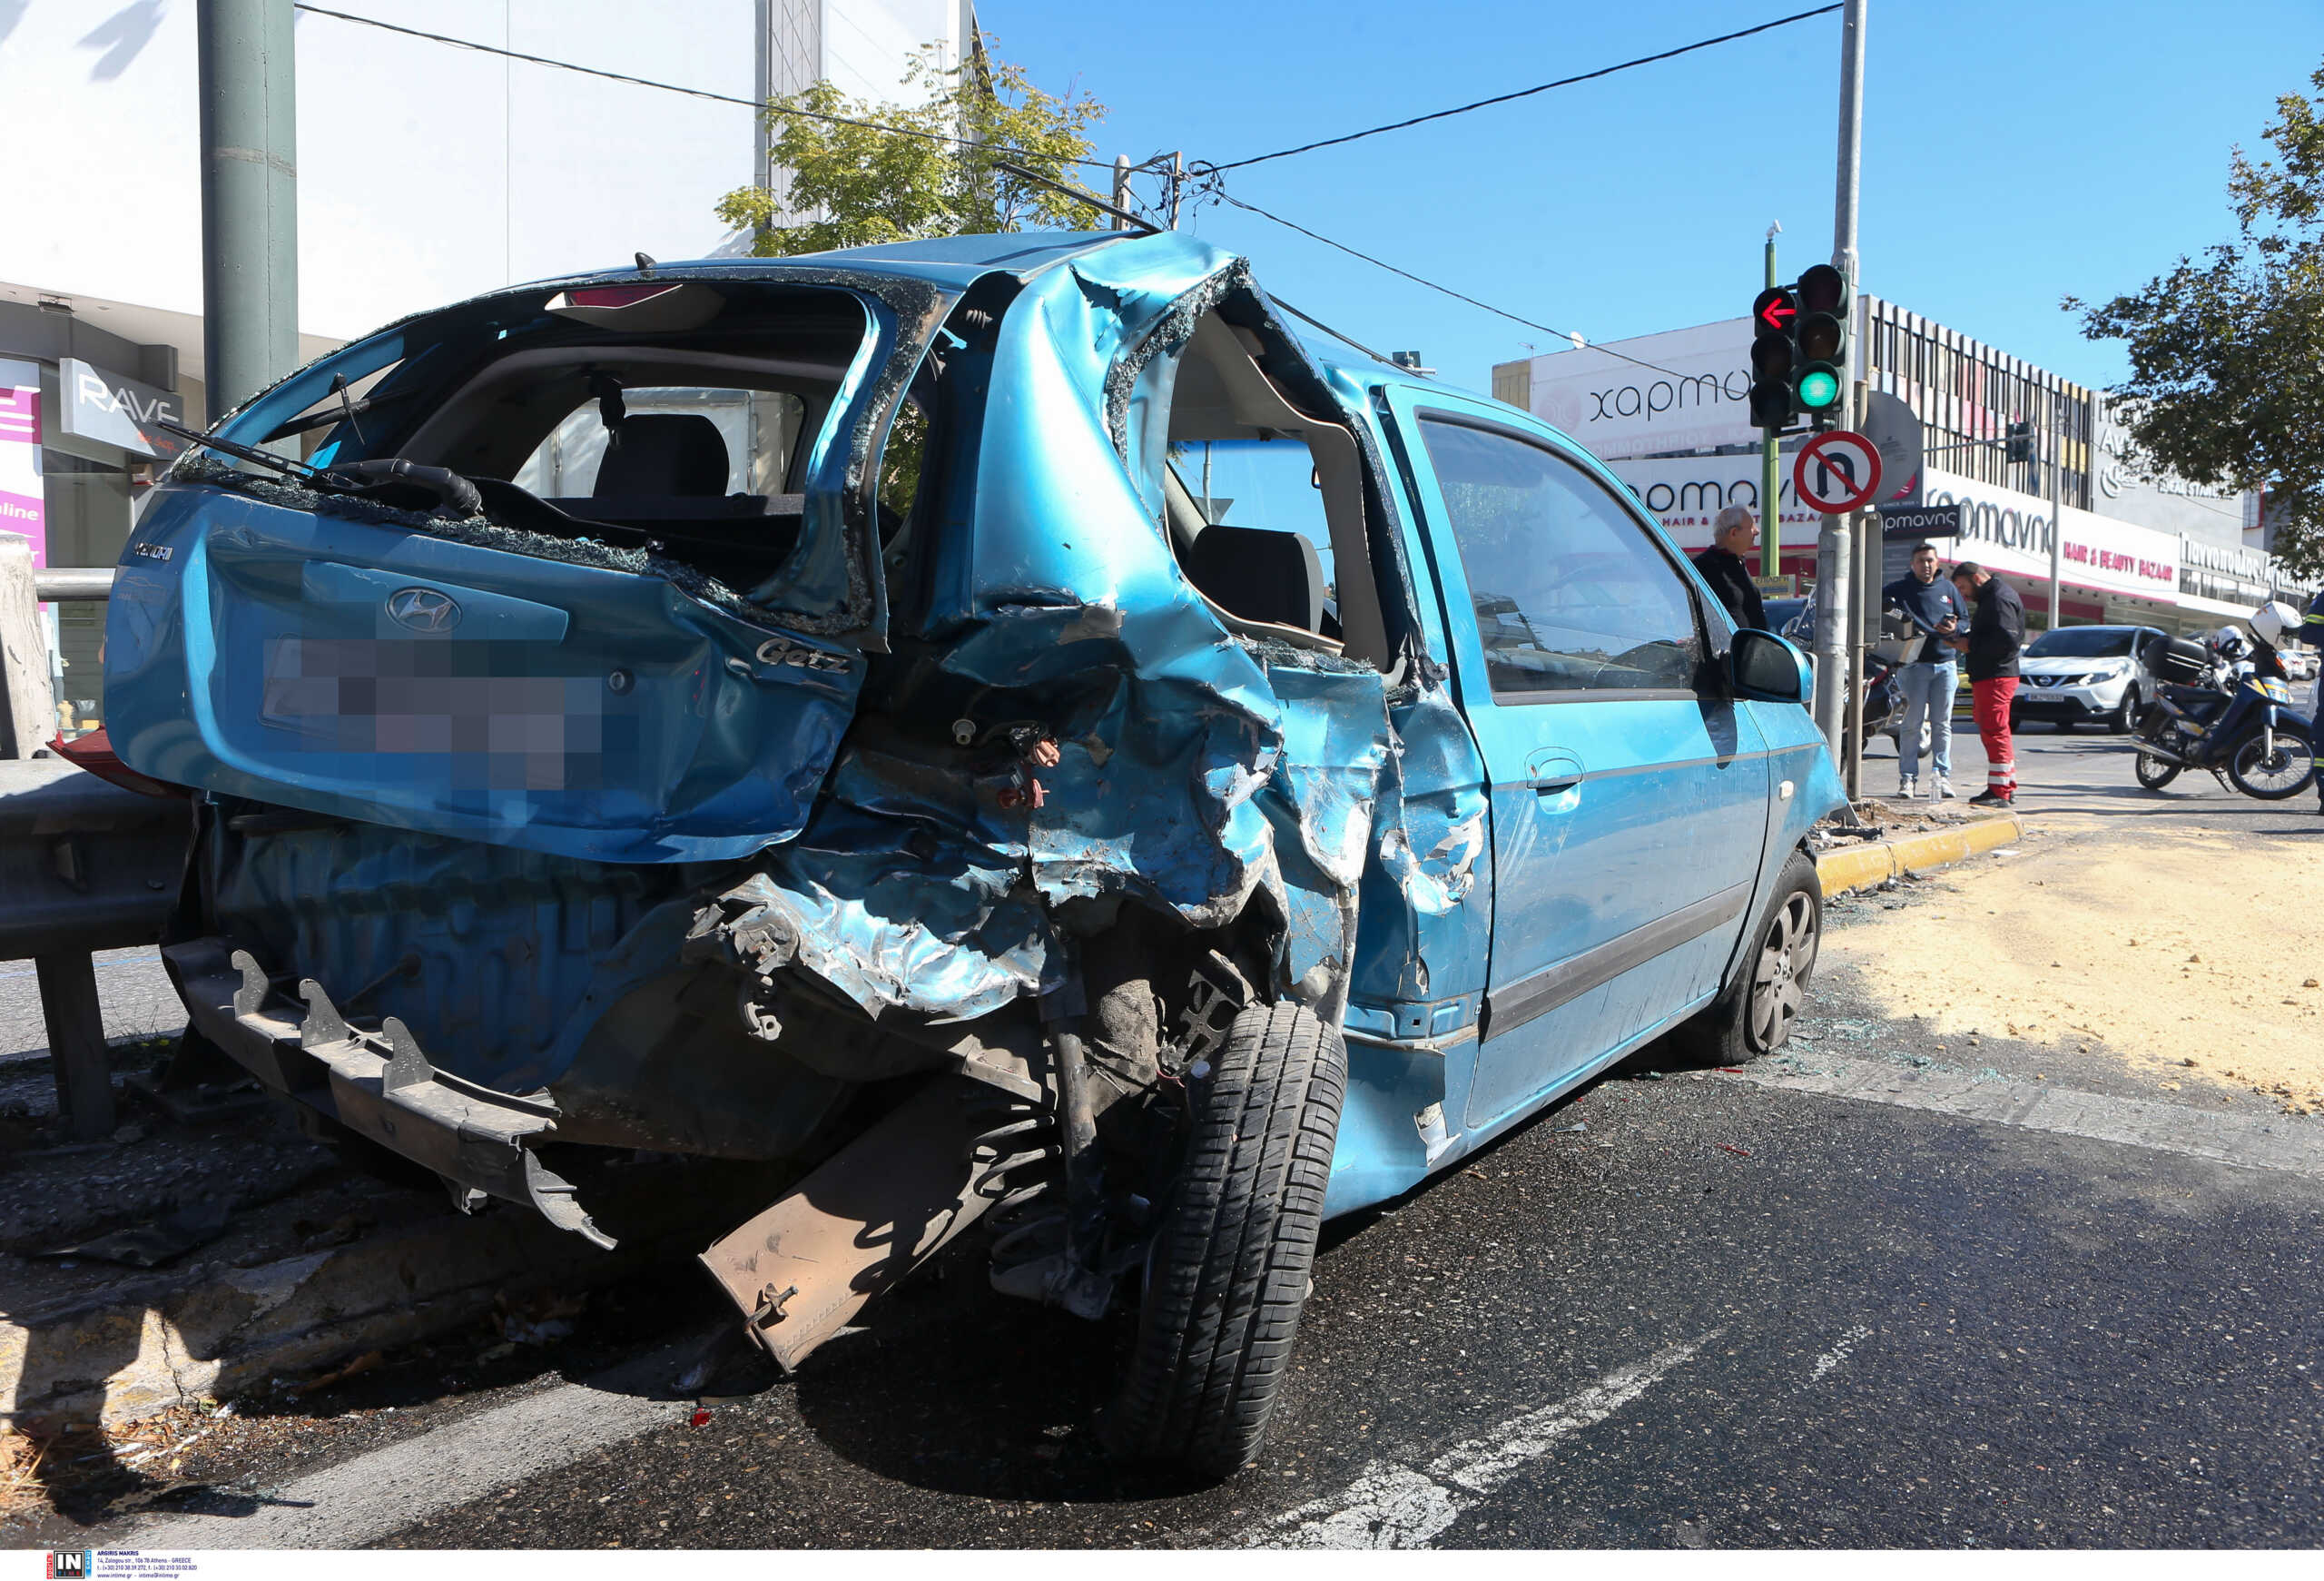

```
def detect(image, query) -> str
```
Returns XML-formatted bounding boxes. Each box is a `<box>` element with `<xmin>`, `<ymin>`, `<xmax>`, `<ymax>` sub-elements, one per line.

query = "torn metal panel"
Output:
<box><xmin>699</xmin><ymin>1073</ymin><xmax>999</xmax><ymax>1372</ymax></box>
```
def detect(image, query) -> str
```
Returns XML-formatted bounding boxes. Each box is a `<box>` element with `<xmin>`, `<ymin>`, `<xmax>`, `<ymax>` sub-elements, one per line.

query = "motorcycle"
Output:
<box><xmin>2132</xmin><ymin>627</ymin><xmax>2316</xmax><ymax>799</ymax></box>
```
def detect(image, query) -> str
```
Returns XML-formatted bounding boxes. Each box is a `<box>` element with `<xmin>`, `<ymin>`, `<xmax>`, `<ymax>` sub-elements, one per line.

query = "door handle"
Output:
<box><xmin>1523</xmin><ymin>748</ymin><xmax>1584</xmax><ymax>798</ymax></box>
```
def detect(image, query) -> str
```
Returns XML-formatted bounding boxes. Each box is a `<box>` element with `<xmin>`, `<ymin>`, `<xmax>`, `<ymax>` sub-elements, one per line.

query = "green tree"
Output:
<box><xmin>2070</xmin><ymin>64</ymin><xmax>2324</xmax><ymax>575</ymax></box>
<box><xmin>715</xmin><ymin>36</ymin><xmax>1107</xmax><ymax>256</ymax></box>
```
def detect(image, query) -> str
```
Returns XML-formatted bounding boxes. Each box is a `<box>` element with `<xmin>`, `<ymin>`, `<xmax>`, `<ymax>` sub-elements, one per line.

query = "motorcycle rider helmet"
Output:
<box><xmin>2209</xmin><ymin>625</ymin><xmax>2249</xmax><ymax>661</ymax></box>
<box><xmin>2250</xmin><ymin>599</ymin><xmax>2300</xmax><ymax>649</ymax></box>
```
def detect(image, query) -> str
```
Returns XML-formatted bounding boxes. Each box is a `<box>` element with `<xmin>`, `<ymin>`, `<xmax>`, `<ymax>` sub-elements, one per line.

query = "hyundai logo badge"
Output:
<box><xmin>386</xmin><ymin>587</ymin><xmax>462</xmax><ymax>633</ymax></box>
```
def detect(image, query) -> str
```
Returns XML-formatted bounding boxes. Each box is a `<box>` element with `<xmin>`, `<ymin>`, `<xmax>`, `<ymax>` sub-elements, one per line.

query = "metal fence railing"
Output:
<box><xmin>3</xmin><ymin>533</ymin><xmax>183</xmax><ymax>1140</ymax></box>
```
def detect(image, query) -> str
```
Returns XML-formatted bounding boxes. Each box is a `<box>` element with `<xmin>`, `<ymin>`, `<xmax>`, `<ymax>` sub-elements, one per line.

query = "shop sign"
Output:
<box><xmin>2177</xmin><ymin>535</ymin><xmax>2315</xmax><ymax>606</ymax></box>
<box><xmin>1604</xmin><ymin>454</ymin><xmax>1823</xmax><ymax>548</ymax></box>
<box><xmin>0</xmin><ymin>358</ymin><xmax>42</xmax><ymax>561</ymax></box>
<box><xmin>1924</xmin><ymin>468</ymin><xmax>2178</xmax><ymax>600</ymax></box>
<box><xmin>1523</xmin><ymin>321</ymin><xmax>1758</xmax><ymax>459</ymax></box>
<box><xmin>58</xmin><ymin>357</ymin><xmax>184</xmax><ymax>460</ymax></box>
<box><xmin>1878</xmin><ymin>501</ymin><xmax>1963</xmax><ymax>540</ymax></box>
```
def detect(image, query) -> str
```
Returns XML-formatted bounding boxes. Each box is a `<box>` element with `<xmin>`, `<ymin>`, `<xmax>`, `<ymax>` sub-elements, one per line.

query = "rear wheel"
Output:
<box><xmin>2227</xmin><ymin>728</ymin><xmax>2317</xmax><ymax>800</ymax></box>
<box><xmin>1107</xmin><ymin>1001</ymin><xmax>1345</xmax><ymax>1480</ymax></box>
<box><xmin>2133</xmin><ymin>723</ymin><xmax>2182</xmax><ymax>790</ymax></box>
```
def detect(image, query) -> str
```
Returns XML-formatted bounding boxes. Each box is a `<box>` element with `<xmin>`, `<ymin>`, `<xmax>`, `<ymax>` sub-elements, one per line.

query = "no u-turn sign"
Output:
<box><xmin>1793</xmin><ymin>430</ymin><xmax>1884</xmax><ymax>515</ymax></box>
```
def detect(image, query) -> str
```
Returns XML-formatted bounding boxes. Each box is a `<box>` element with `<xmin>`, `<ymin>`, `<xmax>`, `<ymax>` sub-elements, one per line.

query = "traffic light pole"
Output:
<box><xmin>197</xmin><ymin>0</ymin><xmax>300</xmax><ymax>420</ymax></box>
<box><xmin>1811</xmin><ymin>0</ymin><xmax>1867</xmax><ymax>766</ymax></box>
<box><xmin>1761</xmin><ymin>229</ymin><xmax>1780</xmax><ymax>582</ymax></box>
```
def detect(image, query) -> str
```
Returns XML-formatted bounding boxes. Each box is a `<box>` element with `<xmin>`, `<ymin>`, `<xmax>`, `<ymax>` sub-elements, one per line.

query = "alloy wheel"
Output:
<box><xmin>1749</xmin><ymin>892</ymin><xmax>1817</xmax><ymax>1051</ymax></box>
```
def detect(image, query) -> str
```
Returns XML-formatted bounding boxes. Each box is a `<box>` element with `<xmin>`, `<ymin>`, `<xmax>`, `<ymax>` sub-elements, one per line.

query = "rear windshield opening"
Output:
<box><xmin>231</xmin><ymin>284</ymin><xmax>879</xmax><ymax>603</ymax></box>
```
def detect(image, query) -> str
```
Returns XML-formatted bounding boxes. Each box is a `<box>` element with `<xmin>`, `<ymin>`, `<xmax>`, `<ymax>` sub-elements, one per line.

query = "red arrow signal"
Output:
<box><xmin>1753</xmin><ymin>287</ymin><xmax>1798</xmax><ymax>334</ymax></box>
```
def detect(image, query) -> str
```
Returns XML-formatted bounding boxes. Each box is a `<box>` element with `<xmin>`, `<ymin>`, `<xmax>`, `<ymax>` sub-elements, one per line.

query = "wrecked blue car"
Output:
<box><xmin>100</xmin><ymin>231</ymin><xmax>1844</xmax><ymax>1477</ymax></box>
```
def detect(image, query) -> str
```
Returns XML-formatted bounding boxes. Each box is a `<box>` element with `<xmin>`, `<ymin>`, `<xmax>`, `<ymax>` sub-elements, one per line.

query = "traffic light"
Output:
<box><xmin>2004</xmin><ymin>420</ymin><xmax>2034</xmax><ymax>464</ymax></box>
<box><xmin>1791</xmin><ymin>263</ymin><xmax>1848</xmax><ymax>422</ymax></box>
<box><xmin>1748</xmin><ymin>286</ymin><xmax>1799</xmax><ymax>431</ymax></box>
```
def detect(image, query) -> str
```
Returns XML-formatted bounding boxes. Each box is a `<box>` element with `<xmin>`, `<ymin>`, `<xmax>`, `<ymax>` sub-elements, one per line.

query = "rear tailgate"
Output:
<box><xmin>105</xmin><ymin>481</ymin><xmax>861</xmax><ymax>864</ymax></box>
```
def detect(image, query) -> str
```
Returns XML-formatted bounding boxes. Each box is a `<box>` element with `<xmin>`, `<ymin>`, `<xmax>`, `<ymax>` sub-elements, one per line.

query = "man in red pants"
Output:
<box><xmin>1948</xmin><ymin>561</ymin><xmax>2025</xmax><ymax>806</ymax></box>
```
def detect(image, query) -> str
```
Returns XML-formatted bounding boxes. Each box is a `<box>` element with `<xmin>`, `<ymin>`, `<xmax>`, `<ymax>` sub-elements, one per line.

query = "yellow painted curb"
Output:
<box><xmin>1815</xmin><ymin>811</ymin><xmax>2026</xmax><ymax>896</ymax></box>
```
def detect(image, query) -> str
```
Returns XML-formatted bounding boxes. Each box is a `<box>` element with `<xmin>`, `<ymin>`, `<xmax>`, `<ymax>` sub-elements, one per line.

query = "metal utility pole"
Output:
<box><xmin>1112</xmin><ymin>155</ymin><xmax>1134</xmax><ymax>231</ymax></box>
<box><xmin>1812</xmin><ymin>0</ymin><xmax>1867</xmax><ymax>763</ymax></box>
<box><xmin>197</xmin><ymin>0</ymin><xmax>300</xmax><ymax>421</ymax></box>
<box><xmin>2045</xmin><ymin>385</ymin><xmax>2065</xmax><ymax>629</ymax></box>
<box><xmin>1167</xmin><ymin>153</ymin><xmax>1185</xmax><ymax>228</ymax></box>
<box><xmin>1761</xmin><ymin>223</ymin><xmax>1781</xmax><ymax>582</ymax></box>
<box><xmin>753</xmin><ymin>0</ymin><xmax>773</xmax><ymax>233</ymax></box>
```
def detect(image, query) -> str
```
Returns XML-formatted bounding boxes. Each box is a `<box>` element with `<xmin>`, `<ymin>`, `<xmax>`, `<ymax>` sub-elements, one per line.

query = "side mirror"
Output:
<box><xmin>1729</xmin><ymin>627</ymin><xmax>1810</xmax><ymax>704</ymax></box>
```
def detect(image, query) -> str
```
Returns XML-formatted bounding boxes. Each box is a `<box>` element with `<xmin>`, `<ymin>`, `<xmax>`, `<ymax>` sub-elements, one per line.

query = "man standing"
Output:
<box><xmin>1693</xmin><ymin>505</ymin><xmax>1767</xmax><ymax>631</ymax></box>
<box><xmin>1881</xmin><ymin>542</ymin><xmax>1968</xmax><ymax>799</ymax></box>
<box><xmin>1949</xmin><ymin>560</ymin><xmax>2026</xmax><ymax>808</ymax></box>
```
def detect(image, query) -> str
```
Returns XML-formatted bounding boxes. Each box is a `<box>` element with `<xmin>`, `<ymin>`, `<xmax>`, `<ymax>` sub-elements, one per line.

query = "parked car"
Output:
<box><xmin>2012</xmin><ymin>623</ymin><xmax>2167</xmax><ymax>732</ymax></box>
<box><xmin>95</xmin><ymin>232</ymin><xmax>1846</xmax><ymax>1478</ymax></box>
<box><xmin>1762</xmin><ymin>596</ymin><xmax>1808</xmax><ymax>638</ymax></box>
<box><xmin>2281</xmin><ymin>646</ymin><xmax>2319</xmax><ymax>683</ymax></box>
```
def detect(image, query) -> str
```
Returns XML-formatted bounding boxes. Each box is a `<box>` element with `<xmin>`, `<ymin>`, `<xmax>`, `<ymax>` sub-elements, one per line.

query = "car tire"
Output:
<box><xmin>2109</xmin><ymin>692</ymin><xmax>2139</xmax><ymax>734</ymax></box>
<box><xmin>1671</xmin><ymin>849</ymin><xmax>1821</xmax><ymax>1066</ymax></box>
<box><xmin>1107</xmin><ymin>1000</ymin><xmax>1345</xmax><ymax>1480</ymax></box>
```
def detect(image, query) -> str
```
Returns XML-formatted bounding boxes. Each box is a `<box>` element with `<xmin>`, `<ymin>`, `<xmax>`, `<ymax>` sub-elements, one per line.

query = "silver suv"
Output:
<box><xmin>2014</xmin><ymin>624</ymin><xmax>2166</xmax><ymax>733</ymax></box>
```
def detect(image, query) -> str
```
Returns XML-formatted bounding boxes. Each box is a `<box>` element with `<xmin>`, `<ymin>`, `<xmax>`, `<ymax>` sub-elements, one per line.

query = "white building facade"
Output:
<box><xmin>1</xmin><ymin>0</ymin><xmax>963</xmax><ymax>731</ymax></box>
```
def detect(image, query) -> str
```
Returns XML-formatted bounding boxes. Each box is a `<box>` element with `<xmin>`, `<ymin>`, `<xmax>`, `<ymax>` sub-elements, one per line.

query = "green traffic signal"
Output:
<box><xmin>1797</xmin><ymin>368</ymin><xmax>1840</xmax><ymax>410</ymax></box>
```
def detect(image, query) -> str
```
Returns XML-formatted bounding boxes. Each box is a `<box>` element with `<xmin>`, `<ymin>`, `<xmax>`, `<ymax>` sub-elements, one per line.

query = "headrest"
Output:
<box><xmin>1187</xmin><ymin>524</ymin><xmax>1325</xmax><ymax>633</ymax></box>
<box><xmin>594</xmin><ymin>414</ymin><xmax>730</xmax><ymax>498</ymax></box>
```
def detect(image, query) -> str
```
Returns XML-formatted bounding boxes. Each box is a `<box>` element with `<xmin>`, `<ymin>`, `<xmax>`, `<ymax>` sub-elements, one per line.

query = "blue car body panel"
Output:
<box><xmin>103</xmin><ymin>230</ymin><xmax>1844</xmax><ymax>1220</ymax></box>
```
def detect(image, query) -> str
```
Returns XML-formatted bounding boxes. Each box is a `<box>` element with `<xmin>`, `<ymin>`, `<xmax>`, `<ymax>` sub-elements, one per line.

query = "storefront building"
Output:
<box><xmin>5</xmin><ymin>0</ymin><xmax>970</xmax><ymax>740</ymax></box>
<box><xmin>1490</xmin><ymin>299</ymin><xmax>2314</xmax><ymax>634</ymax></box>
<box><xmin>0</xmin><ymin>289</ymin><xmax>212</xmax><ymax>736</ymax></box>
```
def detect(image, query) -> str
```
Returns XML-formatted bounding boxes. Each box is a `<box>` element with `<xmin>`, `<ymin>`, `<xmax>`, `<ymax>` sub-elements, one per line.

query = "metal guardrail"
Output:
<box><xmin>33</xmin><ymin>567</ymin><xmax>119</xmax><ymax>601</ymax></box>
<box><xmin>0</xmin><ymin>759</ymin><xmax>192</xmax><ymax>1140</ymax></box>
<box><xmin>3</xmin><ymin>542</ymin><xmax>185</xmax><ymax>1141</ymax></box>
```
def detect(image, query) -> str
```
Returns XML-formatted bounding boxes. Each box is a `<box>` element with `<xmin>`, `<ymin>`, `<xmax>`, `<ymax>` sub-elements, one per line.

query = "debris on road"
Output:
<box><xmin>293</xmin><ymin>1350</ymin><xmax>383</xmax><ymax>1398</ymax></box>
<box><xmin>494</xmin><ymin>1290</ymin><xmax>587</xmax><ymax>1347</ymax></box>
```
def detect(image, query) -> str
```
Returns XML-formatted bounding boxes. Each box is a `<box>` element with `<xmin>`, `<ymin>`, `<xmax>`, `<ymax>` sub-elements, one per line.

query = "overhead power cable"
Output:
<box><xmin>1201</xmin><ymin>5</ymin><xmax>1844</xmax><ymax>174</ymax></box>
<box><xmin>1210</xmin><ymin>190</ymin><xmax>1693</xmax><ymax>381</ymax></box>
<box><xmin>291</xmin><ymin>4</ymin><xmax>1122</xmax><ymax>173</ymax></box>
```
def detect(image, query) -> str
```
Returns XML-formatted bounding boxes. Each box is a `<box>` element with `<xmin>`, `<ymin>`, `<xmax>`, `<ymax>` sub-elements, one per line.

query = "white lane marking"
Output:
<box><xmin>1803</xmin><ymin>1324</ymin><xmax>1874</xmax><ymax>1388</ymax></box>
<box><xmin>1731</xmin><ymin>1054</ymin><xmax>2324</xmax><ymax>1179</ymax></box>
<box><xmin>1253</xmin><ymin>1332</ymin><xmax>1719</xmax><ymax>1549</ymax></box>
<box><xmin>126</xmin><ymin>1350</ymin><xmax>692</xmax><ymax>1550</ymax></box>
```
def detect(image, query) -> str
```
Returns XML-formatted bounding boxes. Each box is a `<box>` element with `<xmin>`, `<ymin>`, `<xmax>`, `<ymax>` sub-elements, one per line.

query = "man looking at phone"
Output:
<box><xmin>1881</xmin><ymin>542</ymin><xmax>1968</xmax><ymax>799</ymax></box>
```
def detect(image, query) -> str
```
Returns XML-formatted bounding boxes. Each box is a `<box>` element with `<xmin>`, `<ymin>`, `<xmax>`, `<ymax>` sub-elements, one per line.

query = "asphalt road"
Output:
<box><xmin>0</xmin><ymin>946</ymin><xmax>181</xmax><ymax>1071</ymax></box>
<box><xmin>40</xmin><ymin>719</ymin><xmax>2317</xmax><ymax>1552</ymax></box>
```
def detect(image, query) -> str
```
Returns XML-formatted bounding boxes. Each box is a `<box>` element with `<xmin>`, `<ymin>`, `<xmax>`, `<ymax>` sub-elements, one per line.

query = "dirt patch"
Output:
<box><xmin>1825</xmin><ymin>827</ymin><xmax>2324</xmax><ymax>1112</ymax></box>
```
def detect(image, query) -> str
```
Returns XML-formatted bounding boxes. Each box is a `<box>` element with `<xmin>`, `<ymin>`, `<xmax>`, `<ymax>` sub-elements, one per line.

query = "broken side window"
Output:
<box><xmin>1157</xmin><ymin>311</ymin><xmax>1393</xmax><ymax>668</ymax></box>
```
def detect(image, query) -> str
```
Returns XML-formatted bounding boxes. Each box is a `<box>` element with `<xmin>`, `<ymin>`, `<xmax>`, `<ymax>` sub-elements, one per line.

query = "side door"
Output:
<box><xmin>1385</xmin><ymin>396</ymin><xmax>1770</xmax><ymax>1131</ymax></box>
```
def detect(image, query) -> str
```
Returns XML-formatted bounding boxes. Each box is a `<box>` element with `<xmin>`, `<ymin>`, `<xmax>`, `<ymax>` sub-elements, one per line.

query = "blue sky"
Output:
<box><xmin>988</xmin><ymin>0</ymin><xmax>2324</xmax><ymax>399</ymax></box>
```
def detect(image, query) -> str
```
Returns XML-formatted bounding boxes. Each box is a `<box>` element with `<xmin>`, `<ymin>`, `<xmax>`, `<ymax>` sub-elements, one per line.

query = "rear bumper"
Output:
<box><xmin>161</xmin><ymin>936</ymin><xmax>615</xmax><ymax>1247</ymax></box>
